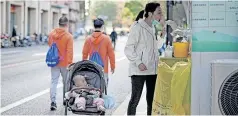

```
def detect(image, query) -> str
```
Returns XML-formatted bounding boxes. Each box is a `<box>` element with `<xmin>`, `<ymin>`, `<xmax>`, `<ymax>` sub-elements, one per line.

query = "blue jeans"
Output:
<box><xmin>50</xmin><ymin>66</ymin><xmax>68</xmax><ymax>103</ymax></box>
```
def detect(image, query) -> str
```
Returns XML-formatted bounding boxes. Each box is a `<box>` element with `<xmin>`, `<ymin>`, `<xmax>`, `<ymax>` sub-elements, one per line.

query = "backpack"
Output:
<box><xmin>89</xmin><ymin>38</ymin><xmax>104</xmax><ymax>67</ymax></box>
<box><xmin>46</xmin><ymin>40</ymin><xmax>60</xmax><ymax>67</ymax></box>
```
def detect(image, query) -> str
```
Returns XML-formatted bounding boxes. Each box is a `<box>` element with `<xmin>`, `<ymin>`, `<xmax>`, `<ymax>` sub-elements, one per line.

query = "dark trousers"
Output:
<box><xmin>112</xmin><ymin>40</ymin><xmax>116</xmax><ymax>50</ymax></box>
<box><xmin>127</xmin><ymin>75</ymin><xmax>157</xmax><ymax>115</ymax></box>
<box><xmin>12</xmin><ymin>41</ymin><xmax>16</xmax><ymax>47</ymax></box>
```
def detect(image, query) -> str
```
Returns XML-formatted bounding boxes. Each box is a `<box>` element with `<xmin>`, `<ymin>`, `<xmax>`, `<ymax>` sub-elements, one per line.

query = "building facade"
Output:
<box><xmin>68</xmin><ymin>0</ymin><xmax>85</xmax><ymax>34</ymax></box>
<box><xmin>0</xmin><ymin>0</ymin><xmax>85</xmax><ymax>38</ymax></box>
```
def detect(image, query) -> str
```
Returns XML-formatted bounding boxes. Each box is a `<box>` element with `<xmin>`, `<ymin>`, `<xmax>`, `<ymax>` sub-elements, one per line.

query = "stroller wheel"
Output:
<box><xmin>64</xmin><ymin>101</ymin><xmax>68</xmax><ymax>115</ymax></box>
<box><xmin>100</xmin><ymin>111</ymin><xmax>105</xmax><ymax>115</ymax></box>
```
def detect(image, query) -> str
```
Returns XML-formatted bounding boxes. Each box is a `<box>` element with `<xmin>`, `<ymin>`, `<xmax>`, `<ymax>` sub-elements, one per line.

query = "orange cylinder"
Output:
<box><xmin>173</xmin><ymin>42</ymin><xmax>189</xmax><ymax>58</ymax></box>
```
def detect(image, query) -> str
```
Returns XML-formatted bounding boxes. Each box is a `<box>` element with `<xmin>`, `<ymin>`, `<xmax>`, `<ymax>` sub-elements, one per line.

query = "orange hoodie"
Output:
<box><xmin>48</xmin><ymin>28</ymin><xmax>73</xmax><ymax>67</ymax></box>
<box><xmin>82</xmin><ymin>31</ymin><xmax>115</xmax><ymax>73</ymax></box>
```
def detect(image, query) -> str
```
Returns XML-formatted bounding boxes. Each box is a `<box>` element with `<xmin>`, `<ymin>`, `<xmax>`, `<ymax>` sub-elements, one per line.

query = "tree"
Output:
<box><xmin>92</xmin><ymin>1</ymin><xmax>118</xmax><ymax>21</ymax></box>
<box><xmin>121</xmin><ymin>7</ymin><xmax>134</xmax><ymax>27</ymax></box>
<box><xmin>124</xmin><ymin>0</ymin><xmax>145</xmax><ymax>20</ymax></box>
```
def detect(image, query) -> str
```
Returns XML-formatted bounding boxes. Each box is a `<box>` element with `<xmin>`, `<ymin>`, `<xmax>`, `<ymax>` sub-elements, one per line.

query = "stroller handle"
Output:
<box><xmin>67</xmin><ymin>63</ymin><xmax>75</xmax><ymax>70</ymax></box>
<box><xmin>70</xmin><ymin>87</ymin><xmax>102</xmax><ymax>95</ymax></box>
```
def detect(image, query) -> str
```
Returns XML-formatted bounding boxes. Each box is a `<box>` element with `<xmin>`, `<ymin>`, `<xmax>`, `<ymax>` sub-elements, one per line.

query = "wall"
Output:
<box><xmin>191</xmin><ymin>1</ymin><xmax>238</xmax><ymax>115</ymax></box>
<box><xmin>28</xmin><ymin>8</ymin><xmax>36</xmax><ymax>35</ymax></box>
<box><xmin>41</xmin><ymin>11</ymin><xmax>48</xmax><ymax>34</ymax></box>
<box><xmin>40</xmin><ymin>1</ymin><xmax>50</xmax><ymax>11</ymax></box>
<box><xmin>9</xmin><ymin>1</ymin><xmax>24</xmax><ymax>37</ymax></box>
<box><xmin>61</xmin><ymin>7</ymin><xmax>69</xmax><ymax>18</ymax></box>
<box><xmin>15</xmin><ymin>6</ymin><xmax>22</xmax><ymax>35</ymax></box>
<box><xmin>26</xmin><ymin>1</ymin><xmax>37</xmax><ymax>8</ymax></box>
<box><xmin>39</xmin><ymin>1</ymin><xmax>50</xmax><ymax>34</ymax></box>
<box><xmin>1</xmin><ymin>2</ymin><xmax>3</xmax><ymax>34</ymax></box>
<box><xmin>52</xmin><ymin>12</ymin><xmax>59</xmax><ymax>29</ymax></box>
<box><xmin>24</xmin><ymin>1</ymin><xmax>38</xmax><ymax>36</ymax></box>
<box><xmin>3</xmin><ymin>1</ymin><xmax>80</xmax><ymax>36</ymax></box>
<box><xmin>69</xmin><ymin>1</ymin><xmax>79</xmax><ymax>11</ymax></box>
<box><xmin>51</xmin><ymin>7</ymin><xmax>61</xmax><ymax>30</ymax></box>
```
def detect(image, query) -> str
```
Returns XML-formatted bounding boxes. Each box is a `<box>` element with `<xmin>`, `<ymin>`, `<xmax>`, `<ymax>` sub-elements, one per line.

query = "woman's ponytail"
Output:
<box><xmin>135</xmin><ymin>10</ymin><xmax>145</xmax><ymax>21</ymax></box>
<box><xmin>144</xmin><ymin>12</ymin><xmax>149</xmax><ymax>18</ymax></box>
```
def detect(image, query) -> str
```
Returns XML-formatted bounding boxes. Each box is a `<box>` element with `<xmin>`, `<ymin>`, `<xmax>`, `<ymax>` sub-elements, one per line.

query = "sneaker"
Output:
<box><xmin>50</xmin><ymin>102</ymin><xmax>57</xmax><ymax>111</ymax></box>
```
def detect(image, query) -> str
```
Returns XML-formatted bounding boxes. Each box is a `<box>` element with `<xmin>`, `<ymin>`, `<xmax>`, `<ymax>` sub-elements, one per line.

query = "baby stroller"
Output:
<box><xmin>64</xmin><ymin>60</ymin><xmax>107</xmax><ymax>115</ymax></box>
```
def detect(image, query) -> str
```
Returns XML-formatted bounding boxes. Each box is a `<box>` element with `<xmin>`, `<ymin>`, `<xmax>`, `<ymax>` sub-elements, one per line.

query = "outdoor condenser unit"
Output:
<box><xmin>211</xmin><ymin>59</ymin><xmax>238</xmax><ymax>115</ymax></box>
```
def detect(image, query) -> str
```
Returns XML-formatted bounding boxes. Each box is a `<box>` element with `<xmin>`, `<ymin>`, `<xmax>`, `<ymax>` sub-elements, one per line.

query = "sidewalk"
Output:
<box><xmin>113</xmin><ymin>88</ymin><xmax>147</xmax><ymax>115</ymax></box>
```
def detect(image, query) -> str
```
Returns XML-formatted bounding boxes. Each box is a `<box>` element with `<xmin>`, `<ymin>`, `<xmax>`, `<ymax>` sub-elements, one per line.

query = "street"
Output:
<box><xmin>1</xmin><ymin>36</ymin><xmax>132</xmax><ymax>115</ymax></box>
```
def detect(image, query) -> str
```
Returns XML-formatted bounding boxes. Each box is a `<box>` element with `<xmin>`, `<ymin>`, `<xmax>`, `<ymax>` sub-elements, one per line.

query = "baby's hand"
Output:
<box><xmin>68</xmin><ymin>92</ymin><xmax>73</xmax><ymax>97</ymax></box>
<box><xmin>65</xmin><ymin>92</ymin><xmax>71</xmax><ymax>99</ymax></box>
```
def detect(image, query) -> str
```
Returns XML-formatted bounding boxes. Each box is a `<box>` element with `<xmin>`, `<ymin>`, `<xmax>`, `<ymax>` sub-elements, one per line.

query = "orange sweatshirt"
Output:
<box><xmin>48</xmin><ymin>28</ymin><xmax>74</xmax><ymax>67</ymax></box>
<box><xmin>82</xmin><ymin>31</ymin><xmax>115</xmax><ymax>73</ymax></box>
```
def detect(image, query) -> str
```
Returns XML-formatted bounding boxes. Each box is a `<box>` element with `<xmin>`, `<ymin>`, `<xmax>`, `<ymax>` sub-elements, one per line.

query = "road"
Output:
<box><xmin>1</xmin><ymin>36</ymin><xmax>131</xmax><ymax>115</ymax></box>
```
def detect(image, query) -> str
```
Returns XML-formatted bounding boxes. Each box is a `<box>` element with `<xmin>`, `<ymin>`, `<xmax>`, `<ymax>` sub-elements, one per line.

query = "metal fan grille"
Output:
<box><xmin>218</xmin><ymin>70</ymin><xmax>238</xmax><ymax>115</ymax></box>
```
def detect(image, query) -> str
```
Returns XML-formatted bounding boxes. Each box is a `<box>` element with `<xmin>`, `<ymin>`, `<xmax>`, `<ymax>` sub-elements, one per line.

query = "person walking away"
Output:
<box><xmin>82</xmin><ymin>18</ymin><xmax>115</xmax><ymax>88</ymax></box>
<box><xmin>47</xmin><ymin>16</ymin><xmax>74</xmax><ymax>111</ymax></box>
<box><xmin>110</xmin><ymin>27</ymin><xmax>117</xmax><ymax>50</ymax></box>
<box><xmin>11</xmin><ymin>25</ymin><xmax>17</xmax><ymax>47</ymax></box>
<box><xmin>124</xmin><ymin>2</ymin><xmax>162</xmax><ymax>115</ymax></box>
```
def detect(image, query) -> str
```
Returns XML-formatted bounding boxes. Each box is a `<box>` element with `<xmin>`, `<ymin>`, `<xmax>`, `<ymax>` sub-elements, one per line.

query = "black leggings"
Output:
<box><xmin>127</xmin><ymin>75</ymin><xmax>157</xmax><ymax>115</ymax></box>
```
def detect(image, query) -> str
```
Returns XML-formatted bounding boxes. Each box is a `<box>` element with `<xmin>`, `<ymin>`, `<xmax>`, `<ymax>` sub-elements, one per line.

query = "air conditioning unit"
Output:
<box><xmin>211</xmin><ymin>59</ymin><xmax>238</xmax><ymax>115</ymax></box>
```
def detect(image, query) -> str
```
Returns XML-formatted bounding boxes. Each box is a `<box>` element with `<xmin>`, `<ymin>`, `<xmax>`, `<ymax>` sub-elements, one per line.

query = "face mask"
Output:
<box><xmin>152</xmin><ymin>20</ymin><xmax>160</xmax><ymax>26</ymax></box>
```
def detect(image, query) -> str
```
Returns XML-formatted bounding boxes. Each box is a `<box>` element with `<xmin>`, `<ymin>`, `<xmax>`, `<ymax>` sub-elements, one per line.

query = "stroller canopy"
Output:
<box><xmin>66</xmin><ymin>60</ymin><xmax>106</xmax><ymax>93</ymax></box>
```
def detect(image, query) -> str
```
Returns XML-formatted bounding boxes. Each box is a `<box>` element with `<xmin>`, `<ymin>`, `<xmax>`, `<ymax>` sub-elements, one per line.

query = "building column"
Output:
<box><xmin>24</xmin><ymin>2</ymin><xmax>28</xmax><ymax>36</ymax></box>
<box><xmin>7</xmin><ymin>2</ymin><xmax>11</xmax><ymax>34</ymax></box>
<box><xmin>0</xmin><ymin>2</ymin><xmax>2</xmax><ymax>33</ymax></box>
<box><xmin>35</xmin><ymin>1</ymin><xmax>39</xmax><ymax>34</ymax></box>
<box><xmin>3</xmin><ymin>1</ymin><xmax>6</xmax><ymax>34</ymax></box>
<box><xmin>48</xmin><ymin>6</ymin><xmax>52</xmax><ymax>33</ymax></box>
<box><xmin>21</xmin><ymin>2</ymin><xmax>24</xmax><ymax>38</ymax></box>
<box><xmin>48</xmin><ymin>10</ymin><xmax>51</xmax><ymax>34</ymax></box>
<box><xmin>38</xmin><ymin>10</ymin><xmax>41</xmax><ymax>34</ymax></box>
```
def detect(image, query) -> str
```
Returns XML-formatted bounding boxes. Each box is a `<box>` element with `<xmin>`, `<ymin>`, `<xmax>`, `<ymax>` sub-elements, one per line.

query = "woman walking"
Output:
<box><xmin>124</xmin><ymin>2</ymin><xmax>162</xmax><ymax>115</ymax></box>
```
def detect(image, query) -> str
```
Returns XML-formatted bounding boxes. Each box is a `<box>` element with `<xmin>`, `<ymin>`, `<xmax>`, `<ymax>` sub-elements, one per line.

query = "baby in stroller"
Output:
<box><xmin>65</xmin><ymin>74</ymin><xmax>106</xmax><ymax>111</ymax></box>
